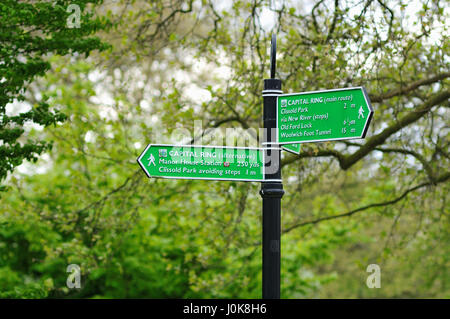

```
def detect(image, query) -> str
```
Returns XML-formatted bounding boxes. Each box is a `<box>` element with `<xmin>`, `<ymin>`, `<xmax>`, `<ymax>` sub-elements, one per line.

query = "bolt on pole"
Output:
<box><xmin>260</xmin><ymin>33</ymin><xmax>284</xmax><ymax>299</ymax></box>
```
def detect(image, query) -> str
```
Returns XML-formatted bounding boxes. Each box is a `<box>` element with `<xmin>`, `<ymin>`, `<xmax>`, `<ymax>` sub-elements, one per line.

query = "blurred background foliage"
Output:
<box><xmin>0</xmin><ymin>0</ymin><xmax>448</xmax><ymax>298</ymax></box>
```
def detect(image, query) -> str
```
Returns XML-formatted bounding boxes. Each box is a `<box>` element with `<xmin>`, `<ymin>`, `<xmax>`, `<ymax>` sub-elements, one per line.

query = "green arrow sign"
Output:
<box><xmin>282</xmin><ymin>143</ymin><xmax>301</xmax><ymax>155</ymax></box>
<box><xmin>137</xmin><ymin>144</ymin><xmax>280</xmax><ymax>182</ymax></box>
<box><xmin>277</xmin><ymin>87</ymin><xmax>373</xmax><ymax>144</ymax></box>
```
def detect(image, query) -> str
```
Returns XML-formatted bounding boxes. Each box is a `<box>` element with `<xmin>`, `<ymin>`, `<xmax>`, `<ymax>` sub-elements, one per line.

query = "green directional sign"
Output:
<box><xmin>282</xmin><ymin>143</ymin><xmax>301</xmax><ymax>155</ymax></box>
<box><xmin>137</xmin><ymin>144</ymin><xmax>279</xmax><ymax>182</ymax></box>
<box><xmin>277</xmin><ymin>87</ymin><xmax>373</xmax><ymax>144</ymax></box>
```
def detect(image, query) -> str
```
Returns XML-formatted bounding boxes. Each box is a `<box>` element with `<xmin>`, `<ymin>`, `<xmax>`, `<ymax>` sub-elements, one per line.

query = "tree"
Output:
<box><xmin>0</xmin><ymin>0</ymin><xmax>110</xmax><ymax>186</ymax></box>
<box><xmin>1</xmin><ymin>0</ymin><xmax>448</xmax><ymax>298</ymax></box>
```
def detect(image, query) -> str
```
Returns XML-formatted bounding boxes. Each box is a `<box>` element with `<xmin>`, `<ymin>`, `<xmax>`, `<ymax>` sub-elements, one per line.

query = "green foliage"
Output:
<box><xmin>0</xmin><ymin>0</ymin><xmax>110</xmax><ymax>183</ymax></box>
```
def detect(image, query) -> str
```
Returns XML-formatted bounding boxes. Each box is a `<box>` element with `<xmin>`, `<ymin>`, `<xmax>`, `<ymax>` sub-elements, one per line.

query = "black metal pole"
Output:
<box><xmin>260</xmin><ymin>34</ymin><xmax>283</xmax><ymax>299</ymax></box>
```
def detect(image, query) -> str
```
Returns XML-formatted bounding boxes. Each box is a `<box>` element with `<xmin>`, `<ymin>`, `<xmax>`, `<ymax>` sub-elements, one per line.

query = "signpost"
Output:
<box><xmin>277</xmin><ymin>87</ymin><xmax>373</xmax><ymax>144</ymax></box>
<box><xmin>260</xmin><ymin>33</ymin><xmax>283</xmax><ymax>299</ymax></box>
<box><xmin>136</xmin><ymin>33</ymin><xmax>374</xmax><ymax>299</ymax></box>
<box><xmin>137</xmin><ymin>144</ymin><xmax>281</xmax><ymax>182</ymax></box>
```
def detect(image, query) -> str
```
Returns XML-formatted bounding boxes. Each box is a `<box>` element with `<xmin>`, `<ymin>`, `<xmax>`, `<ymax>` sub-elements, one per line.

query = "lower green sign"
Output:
<box><xmin>138</xmin><ymin>144</ymin><xmax>279</xmax><ymax>182</ymax></box>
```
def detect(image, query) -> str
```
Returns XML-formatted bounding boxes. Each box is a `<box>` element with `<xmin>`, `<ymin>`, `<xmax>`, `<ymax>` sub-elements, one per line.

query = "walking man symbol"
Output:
<box><xmin>148</xmin><ymin>154</ymin><xmax>156</xmax><ymax>166</ymax></box>
<box><xmin>358</xmin><ymin>106</ymin><xmax>365</xmax><ymax>119</ymax></box>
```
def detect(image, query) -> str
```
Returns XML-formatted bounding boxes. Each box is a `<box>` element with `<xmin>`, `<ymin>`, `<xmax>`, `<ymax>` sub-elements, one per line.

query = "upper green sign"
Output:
<box><xmin>138</xmin><ymin>144</ymin><xmax>279</xmax><ymax>182</ymax></box>
<box><xmin>277</xmin><ymin>87</ymin><xmax>373</xmax><ymax>144</ymax></box>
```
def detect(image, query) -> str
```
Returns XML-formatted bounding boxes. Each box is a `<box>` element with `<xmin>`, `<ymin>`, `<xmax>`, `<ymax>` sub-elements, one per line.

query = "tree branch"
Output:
<box><xmin>374</xmin><ymin>147</ymin><xmax>435</xmax><ymax>181</ymax></box>
<box><xmin>325</xmin><ymin>0</ymin><xmax>340</xmax><ymax>42</ymax></box>
<box><xmin>281</xmin><ymin>148</ymin><xmax>345</xmax><ymax>168</ymax></box>
<box><xmin>341</xmin><ymin>90</ymin><xmax>449</xmax><ymax>169</ymax></box>
<box><xmin>369</xmin><ymin>72</ymin><xmax>450</xmax><ymax>103</ymax></box>
<box><xmin>281</xmin><ymin>90</ymin><xmax>449</xmax><ymax>170</ymax></box>
<box><xmin>282</xmin><ymin>171</ymin><xmax>449</xmax><ymax>234</ymax></box>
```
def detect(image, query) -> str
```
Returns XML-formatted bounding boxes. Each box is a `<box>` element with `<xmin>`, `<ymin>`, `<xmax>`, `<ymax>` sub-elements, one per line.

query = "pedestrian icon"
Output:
<box><xmin>358</xmin><ymin>105</ymin><xmax>365</xmax><ymax>119</ymax></box>
<box><xmin>148</xmin><ymin>154</ymin><xmax>156</xmax><ymax>166</ymax></box>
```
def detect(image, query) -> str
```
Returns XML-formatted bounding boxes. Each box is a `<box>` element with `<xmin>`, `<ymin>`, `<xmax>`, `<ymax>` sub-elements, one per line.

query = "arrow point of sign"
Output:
<box><xmin>137</xmin><ymin>144</ymin><xmax>153</xmax><ymax>178</ymax></box>
<box><xmin>360</xmin><ymin>86</ymin><xmax>374</xmax><ymax>138</ymax></box>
